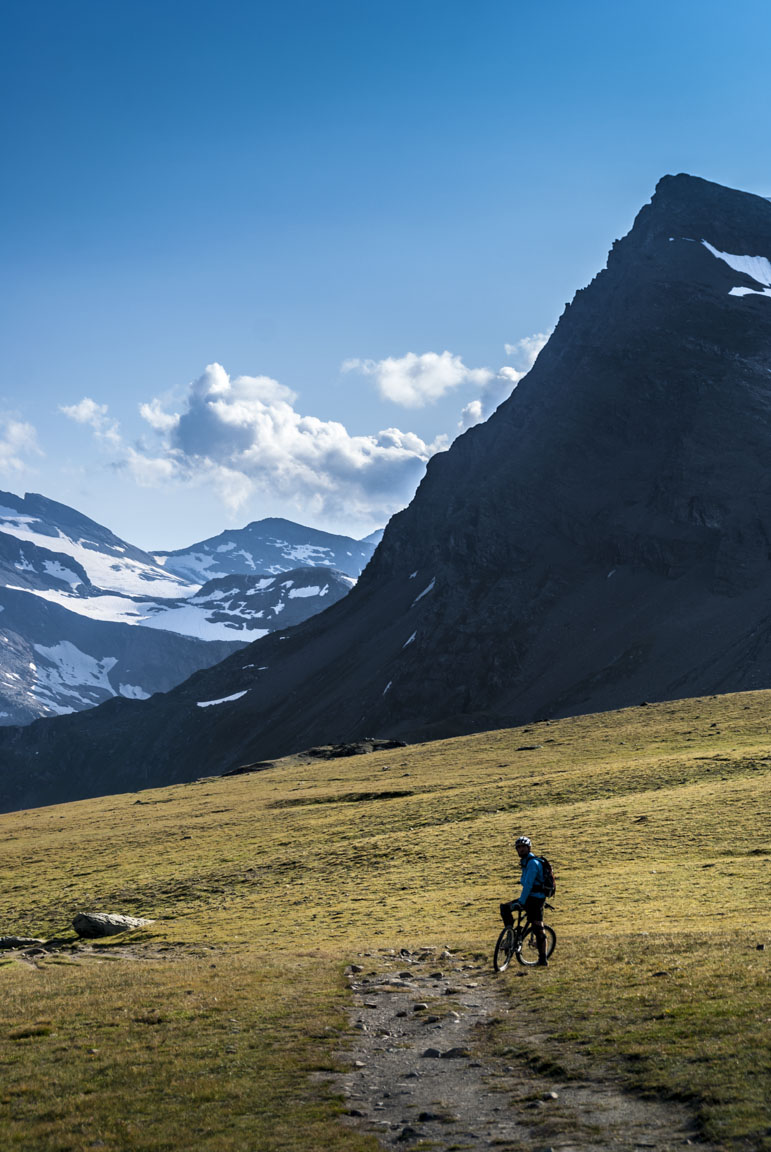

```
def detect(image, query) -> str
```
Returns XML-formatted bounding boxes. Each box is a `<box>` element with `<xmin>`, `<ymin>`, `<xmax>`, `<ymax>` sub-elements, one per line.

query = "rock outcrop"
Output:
<box><xmin>72</xmin><ymin>913</ymin><xmax>155</xmax><ymax>937</ymax></box>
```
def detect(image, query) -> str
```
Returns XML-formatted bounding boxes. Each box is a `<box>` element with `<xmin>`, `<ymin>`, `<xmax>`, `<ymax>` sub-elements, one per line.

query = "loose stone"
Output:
<box><xmin>72</xmin><ymin>912</ymin><xmax>155</xmax><ymax>937</ymax></box>
<box><xmin>0</xmin><ymin>936</ymin><xmax>46</xmax><ymax>949</ymax></box>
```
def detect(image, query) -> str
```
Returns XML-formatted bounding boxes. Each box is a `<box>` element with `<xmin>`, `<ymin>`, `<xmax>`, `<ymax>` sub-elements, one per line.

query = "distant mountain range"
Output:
<box><xmin>153</xmin><ymin>517</ymin><xmax>376</xmax><ymax>582</ymax></box>
<box><xmin>7</xmin><ymin>173</ymin><xmax>771</xmax><ymax>812</ymax></box>
<box><xmin>0</xmin><ymin>491</ymin><xmax>370</xmax><ymax>724</ymax></box>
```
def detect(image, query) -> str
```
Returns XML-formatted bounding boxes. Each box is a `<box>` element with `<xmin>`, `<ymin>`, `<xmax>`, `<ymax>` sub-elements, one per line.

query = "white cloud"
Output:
<box><xmin>138</xmin><ymin>398</ymin><xmax>180</xmax><ymax>433</ymax></box>
<box><xmin>343</xmin><ymin>350</ymin><xmax>493</xmax><ymax>408</ymax></box>
<box><xmin>59</xmin><ymin>332</ymin><xmax>553</xmax><ymax>528</ymax></box>
<box><xmin>0</xmin><ymin>416</ymin><xmax>43</xmax><ymax>477</ymax></box>
<box><xmin>459</xmin><ymin>331</ymin><xmax>551</xmax><ymax>430</ymax></box>
<box><xmin>60</xmin><ymin>397</ymin><xmax>122</xmax><ymax>447</ymax></box>
<box><xmin>504</xmin><ymin>332</ymin><xmax>551</xmax><ymax>363</ymax></box>
<box><xmin>64</xmin><ymin>363</ymin><xmax>448</xmax><ymax>529</ymax></box>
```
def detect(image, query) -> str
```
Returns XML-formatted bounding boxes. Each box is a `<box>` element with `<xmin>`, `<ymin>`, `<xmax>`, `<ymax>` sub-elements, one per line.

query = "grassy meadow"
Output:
<box><xmin>0</xmin><ymin>689</ymin><xmax>770</xmax><ymax>1150</ymax></box>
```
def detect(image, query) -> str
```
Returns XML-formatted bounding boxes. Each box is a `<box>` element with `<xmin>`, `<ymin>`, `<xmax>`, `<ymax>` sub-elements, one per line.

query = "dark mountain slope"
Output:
<box><xmin>4</xmin><ymin>173</ymin><xmax>771</xmax><ymax>809</ymax></box>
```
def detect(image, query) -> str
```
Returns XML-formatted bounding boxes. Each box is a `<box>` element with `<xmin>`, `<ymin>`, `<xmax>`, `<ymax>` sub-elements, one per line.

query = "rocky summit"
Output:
<box><xmin>3</xmin><ymin>173</ymin><xmax>771</xmax><ymax>810</ymax></box>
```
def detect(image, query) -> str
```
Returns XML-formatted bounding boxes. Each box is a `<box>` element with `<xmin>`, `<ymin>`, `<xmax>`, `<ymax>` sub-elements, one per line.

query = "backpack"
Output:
<box><xmin>536</xmin><ymin>855</ymin><xmax>556</xmax><ymax>898</ymax></box>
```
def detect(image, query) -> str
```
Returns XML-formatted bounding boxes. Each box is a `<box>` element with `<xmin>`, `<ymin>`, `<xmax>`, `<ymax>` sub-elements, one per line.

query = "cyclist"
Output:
<box><xmin>499</xmin><ymin>835</ymin><xmax>550</xmax><ymax>967</ymax></box>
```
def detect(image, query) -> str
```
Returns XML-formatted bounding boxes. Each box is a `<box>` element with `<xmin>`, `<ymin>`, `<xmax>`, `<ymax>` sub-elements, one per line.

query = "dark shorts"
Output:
<box><xmin>500</xmin><ymin>895</ymin><xmax>545</xmax><ymax>927</ymax></box>
<box><xmin>524</xmin><ymin>896</ymin><xmax>545</xmax><ymax>924</ymax></box>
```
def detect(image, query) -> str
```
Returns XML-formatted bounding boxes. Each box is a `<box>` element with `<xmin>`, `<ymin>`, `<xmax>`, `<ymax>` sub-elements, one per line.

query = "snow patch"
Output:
<box><xmin>155</xmin><ymin>551</ymin><xmax>216</xmax><ymax>581</ymax></box>
<box><xmin>0</xmin><ymin>506</ymin><xmax>36</xmax><ymax>523</ymax></box>
<box><xmin>196</xmin><ymin>690</ymin><xmax>248</xmax><ymax>708</ymax></box>
<box><xmin>702</xmin><ymin>240</ymin><xmax>771</xmax><ymax>298</ymax></box>
<box><xmin>702</xmin><ymin>240</ymin><xmax>771</xmax><ymax>286</ymax></box>
<box><xmin>246</xmin><ymin>578</ymin><xmax>274</xmax><ymax>592</ymax></box>
<box><xmin>31</xmin><ymin>641</ymin><xmax>118</xmax><ymax>710</ymax></box>
<box><xmin>279</xmin><ymin>543</ymin><xmax>333</xmax><ymax>564</ymax></box>
<box><xmin>0</xmin><ymin>519</ymin><xmax>193</xmax><ymax>597</ymax></box>
<box><xmin>412</xmin><ymin>577</ymin><xmax>435</xmax><ymax>606</ymax></box>
<box><xmin>383</xmin><ymin>681</ymin><xmax>392</xmax><ymax>696</ymax></box>
<box><xmin>729</xmin><ymin>285</ymin><xmax>771</xmax><ymax>299</ymax></box>
<box><xmin>43</xmin><ymin>559</ymin><xmax>82</xmax><ymax>587</ymax></box>
<box><xmin>119</xmin><ymin>684</ymin><xmax>151</xmax><ymax>700</ymax></box>
<box><xmin>288</xmin><ymin>585</ymin><xmax>324</xmax><ymax>598</ymax></box>
<box><xmin>403</xmin><ymin>631</ymin><xmax>417</xmax><ymax>648</ymax></box>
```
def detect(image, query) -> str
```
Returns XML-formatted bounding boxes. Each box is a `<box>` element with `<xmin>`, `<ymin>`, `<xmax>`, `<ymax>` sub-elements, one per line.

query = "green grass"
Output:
<box><xmin>0</xmin><ymin>689</ymin><xmax>770</xmax><ymax>1149</ymax></box>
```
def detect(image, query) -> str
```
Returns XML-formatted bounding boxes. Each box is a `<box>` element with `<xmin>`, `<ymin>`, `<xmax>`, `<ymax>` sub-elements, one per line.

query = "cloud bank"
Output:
<box><xmin>63</xmin><ymin>364</ymin><xmax>448</xmax><ymax>529</ymax></box>
<box><xmin>343</xmin><ymin>351</ymin><xmax>493</xmax><ymax>408</ymax></box>
<box><xmin>60</xmin><ymin>332</ymin><xmax>551</xmax><ymax>531</ymax></box>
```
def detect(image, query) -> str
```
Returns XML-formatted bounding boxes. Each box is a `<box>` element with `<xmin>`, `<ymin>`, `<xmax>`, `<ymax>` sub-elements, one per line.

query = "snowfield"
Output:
<box><xmin>702</xmin><ymin>239</ymin><xmax>771</xmax><ymax>299</ymax></box>
<box><xmin>0</xmin><ymin>508</ymin><xmax>193</xmax><ymax>597</ymax></box>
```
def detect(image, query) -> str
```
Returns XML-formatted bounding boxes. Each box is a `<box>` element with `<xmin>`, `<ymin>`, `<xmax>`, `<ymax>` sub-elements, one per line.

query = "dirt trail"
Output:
<box><xmin>335</xmin><ymin>946</ymin><xmax>716</xmax><ymax>1152</ymax></box>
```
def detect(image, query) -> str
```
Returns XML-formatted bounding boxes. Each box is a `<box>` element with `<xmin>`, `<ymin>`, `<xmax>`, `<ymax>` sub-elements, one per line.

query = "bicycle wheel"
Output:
<box><xmin>493</xmin><ymin>926</ymin><xmax>516</xmax><ymax>972</ymax></box>
<box><xmin>515</xmin><ymin>924</ymin><xmax>556</xmax><ymax>967</ymax></box>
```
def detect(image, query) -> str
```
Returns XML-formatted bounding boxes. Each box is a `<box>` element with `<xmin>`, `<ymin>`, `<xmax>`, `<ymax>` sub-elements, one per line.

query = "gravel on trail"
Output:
<box><xmin>333</xmin><ymin>945</ymin><xmax>715</xmax><ymax>1152</ymax></box>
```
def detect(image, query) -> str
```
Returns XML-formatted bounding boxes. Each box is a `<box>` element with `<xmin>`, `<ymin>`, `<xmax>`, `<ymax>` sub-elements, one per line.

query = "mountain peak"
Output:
<box><xmin>626</xmin><ymin>172</ymin><xmax>771</xmax><ymax>258</ymax></box>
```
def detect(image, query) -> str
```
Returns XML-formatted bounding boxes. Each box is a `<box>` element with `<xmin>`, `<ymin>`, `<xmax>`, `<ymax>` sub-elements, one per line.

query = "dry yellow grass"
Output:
<box><xmin>0</xmin><ymin>688</ymin><xmax>769</xmax><ymax>1149</ymax></box>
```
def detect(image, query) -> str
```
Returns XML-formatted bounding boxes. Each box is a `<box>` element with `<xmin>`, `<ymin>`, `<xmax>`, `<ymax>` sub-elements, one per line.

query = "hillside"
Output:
<box><xmin>6</xmin><ymin>173</ymin><xmax>771</xmax><ymax>805</ymax></box>
<box><xmin>0</xmin><ymin>691</ymin><xmax>769</xmax><ymax>1150</ymax></box>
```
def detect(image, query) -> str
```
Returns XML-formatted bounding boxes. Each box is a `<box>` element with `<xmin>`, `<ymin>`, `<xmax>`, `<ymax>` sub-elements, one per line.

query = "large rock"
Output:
<box><xmin>0</xmin><ymin>936</ymin><xmax>46</xmax><ymax>949</ymax></box>
<box><xmin>72</xmin><ymin>912</ymin><xmax>155</xmax><ymax>938</ymax></box>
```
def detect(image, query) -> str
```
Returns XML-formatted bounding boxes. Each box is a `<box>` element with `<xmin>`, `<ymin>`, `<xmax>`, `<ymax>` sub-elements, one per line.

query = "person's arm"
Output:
<box><xmin>516</xmin><ymin>857</ymin><xmax>537</xmax><ymax>905</ymax></box>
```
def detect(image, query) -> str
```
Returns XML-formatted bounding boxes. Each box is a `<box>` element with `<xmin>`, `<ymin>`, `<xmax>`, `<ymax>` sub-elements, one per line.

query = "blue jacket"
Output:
<box><xmin>517</xmin><ymin>853</ymin><xmax>545</xmax><ymax>903</ymax></box>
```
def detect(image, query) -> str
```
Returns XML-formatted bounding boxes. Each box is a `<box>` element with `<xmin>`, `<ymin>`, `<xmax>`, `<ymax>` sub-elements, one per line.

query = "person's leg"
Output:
<box><xmin>499</xmin><ymin>901</ymin><xmax>514</xmax><ymax>927</ymax></box>
<box><xmin>526</xmin><ymin>897</ymin><xmax>548</xmax><ymax>965</ymax></box>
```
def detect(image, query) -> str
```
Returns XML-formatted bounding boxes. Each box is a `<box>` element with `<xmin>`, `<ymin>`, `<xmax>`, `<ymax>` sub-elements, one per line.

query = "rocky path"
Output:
<box><xmin>335</xmin><ymin>946</ymin><xmax>715</xmax><ymax>1152</ymax></box>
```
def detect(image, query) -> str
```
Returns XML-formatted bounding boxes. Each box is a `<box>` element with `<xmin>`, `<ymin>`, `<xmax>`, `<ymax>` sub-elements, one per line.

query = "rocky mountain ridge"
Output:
<box><xmin>153</xmin><ymin>517</ymin><xmax>376</xmax><ymax>582</ymax></box>
<box><xmin>4</xmin><ymin>173</ymin><xmax>771</xmax><ymax>808</ymax></box>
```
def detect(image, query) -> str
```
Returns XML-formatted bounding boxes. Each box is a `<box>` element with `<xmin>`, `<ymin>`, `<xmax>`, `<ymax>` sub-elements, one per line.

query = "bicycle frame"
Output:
<box><xmin>513</xmin><ymin>900</ymin><xmax>553</xmax><ymax>936</ymax></box>
<box><xmin>494</xmin><ymin>902</ymin><xmax>555</xmax><ymax>972</ymax></box>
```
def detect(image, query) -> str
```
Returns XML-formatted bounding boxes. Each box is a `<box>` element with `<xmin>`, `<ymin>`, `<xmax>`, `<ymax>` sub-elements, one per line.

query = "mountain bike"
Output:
<box><xmin>493</xmin><ymin>903</ymin><xmax>556</xmax><ymax>971</ymax></box>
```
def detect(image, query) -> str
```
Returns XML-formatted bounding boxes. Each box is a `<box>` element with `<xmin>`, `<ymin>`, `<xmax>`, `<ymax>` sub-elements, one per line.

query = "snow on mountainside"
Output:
<box><xmin>0</xmin><ymin>492</ymin><xmax>360</xmax><ymax>724</ymax></box>
<box><xmin>153</xmin><ymin>517</ymin><xmax>377</xmax><ymax>581</ymax></box>
<box><xmin>0</xmin><ymin>492</ymin><xmax>193</xmax><ymax>598</ymax></box>
<box><xmin>0</xmin><ymin>586</ymin><xmax>241</xmax><ymax>725</ymax></box>
<box><xmin>136</xmin><ymin>569</ymin><xmax>356</xmax><ymax>640</ymax></box>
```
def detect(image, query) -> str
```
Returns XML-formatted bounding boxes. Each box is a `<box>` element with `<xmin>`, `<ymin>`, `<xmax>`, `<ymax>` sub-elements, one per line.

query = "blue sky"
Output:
<box><xmin>2</xmin><ymin>0</ymin><xmax>770</xmax><ymax>549</ymax></box>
